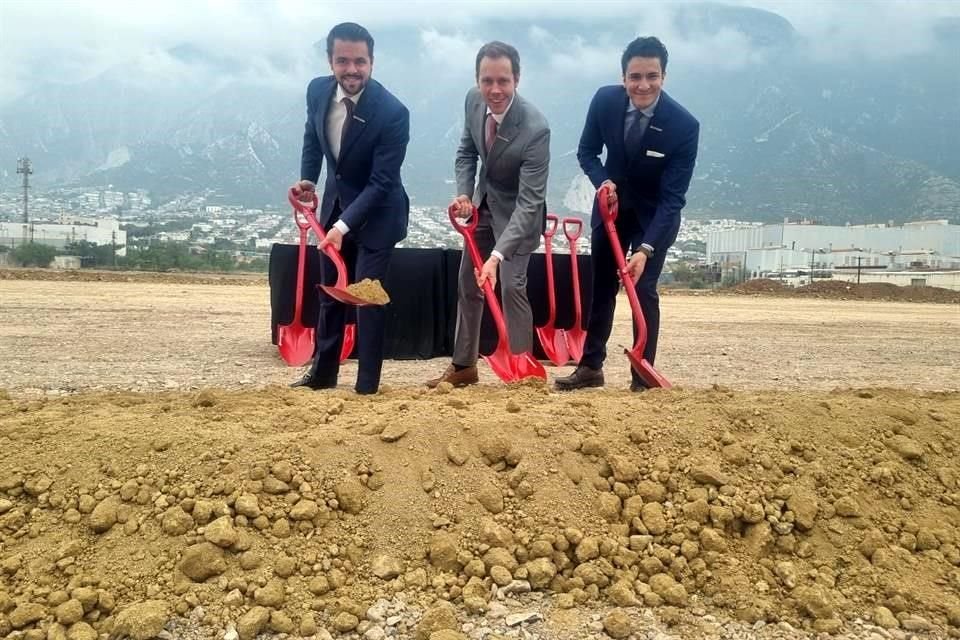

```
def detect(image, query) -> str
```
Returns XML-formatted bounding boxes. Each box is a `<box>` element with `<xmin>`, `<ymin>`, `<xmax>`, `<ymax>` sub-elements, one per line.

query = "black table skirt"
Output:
<box><xmin>269</xmin><ymin>244</ymin><xmax>593</xmax><ymax>360</ymax></box>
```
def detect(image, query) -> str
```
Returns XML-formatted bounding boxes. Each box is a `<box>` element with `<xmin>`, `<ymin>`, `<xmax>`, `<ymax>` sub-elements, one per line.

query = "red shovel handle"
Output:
<box><xmin>447</xmin><ymin>204</ymin><xmax>512</xmax><ymax>347</ymax></box>
<box><xmin>596</xmin><ymin>184</ymin><xmax>648</xmax><ymax>350</ymax></box>
<box><xmin>288</xmin><ymin>188</ymin><xmax>349</xmax><ymax>291</ymax></box>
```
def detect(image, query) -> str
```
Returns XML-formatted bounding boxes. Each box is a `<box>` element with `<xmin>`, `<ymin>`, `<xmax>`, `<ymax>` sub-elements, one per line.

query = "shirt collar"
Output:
<box><xmin>486</xmin><ymin>94</ymin><xmax>516</xmax><ymax>124</ymax></box>
<box><xmin>627</xmin><ymin>93</ymin><xmax>660</xmax><ymax>119</ymax></box>
<box><xmin>334</xmin><ymin>84</ymin><xmax>364</xmax><ymax>105</ymax></box>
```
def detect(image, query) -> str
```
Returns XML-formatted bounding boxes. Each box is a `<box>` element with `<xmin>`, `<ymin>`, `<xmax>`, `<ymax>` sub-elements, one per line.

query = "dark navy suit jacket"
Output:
<box><xmin>577</xmin><ymin>87</ymin><xmax>699</xmax><ymax>253</ymax></box>
<box><xmin>300</xmin><ymin>76</ymin><xmax>410</xmax><ymax>250</ymax></box>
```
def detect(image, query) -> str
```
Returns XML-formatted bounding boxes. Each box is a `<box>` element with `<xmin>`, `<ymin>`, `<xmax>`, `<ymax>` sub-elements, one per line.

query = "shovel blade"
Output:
<box><xmin>320</xmin><ymin>284</ymin><xmax>385</xmax><ymax>307</ymax></box>
<box><xmin>483</xmin><ymin>344</ymin><xmax>547</xmax><ymax>383</ymax></box>
<box><xmin>564</xmin><ymin>326</ymin><xmax>587</xmax><ymax>363</ymax></box>
<box><xmin>625</xmin><ymin>347</ymin><xmax>672</xmax><ymax>389</ymax></box>
<box><xmin>340</xmin><ymin>323</ymin><xmax>356</xmax><ymax>362</ymax></box>
<box><xmin>277</xmin><ymin>322</ymin><xmax>316</xmax><ymax>367</ymax></box>
<box><xmin>536</xmin><ymin>326</ymin><xmax>571</xmax><ymax>367</ymax></box>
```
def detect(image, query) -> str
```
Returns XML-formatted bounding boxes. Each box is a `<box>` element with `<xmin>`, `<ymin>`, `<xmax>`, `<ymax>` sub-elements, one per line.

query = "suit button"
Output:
<box><xmin>335</xmin><ymin>174</ymin><xmax>341</xmax><ymax>179</ymax></box>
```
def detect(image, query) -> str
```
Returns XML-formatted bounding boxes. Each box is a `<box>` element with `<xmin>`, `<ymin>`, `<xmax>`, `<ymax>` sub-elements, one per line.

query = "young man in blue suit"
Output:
<box><xmin>290</xmin><ymin>22</ymin><xmax>410</xmax><ymax>395</ymax></box>
<box><xmin>556</xmin><ymin>37</ymin><xmax>699</xmax><ymax>392</ymax></box>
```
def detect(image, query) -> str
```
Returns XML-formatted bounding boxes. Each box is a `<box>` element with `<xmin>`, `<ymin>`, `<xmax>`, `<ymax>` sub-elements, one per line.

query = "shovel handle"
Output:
<box><xmin>288</xmin><ymin>188</ymin><xmax>349</xmax><ymax>291</ymax></box>
<box><xmin>597</xmin><ymin>183</ymin><xmax>619</xmax><ymax>224</ymax></box>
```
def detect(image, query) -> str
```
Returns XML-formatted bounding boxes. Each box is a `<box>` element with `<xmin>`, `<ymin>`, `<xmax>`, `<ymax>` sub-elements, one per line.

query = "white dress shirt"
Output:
<box><xmin>327</xmin><ymin>85</ymin><xmax>364</xmax><ymax>236</ymax></box>
<box><xmin>484</xmin><ymin>94</ymin><xmax>515</xmax><ymax>263</ymax></box>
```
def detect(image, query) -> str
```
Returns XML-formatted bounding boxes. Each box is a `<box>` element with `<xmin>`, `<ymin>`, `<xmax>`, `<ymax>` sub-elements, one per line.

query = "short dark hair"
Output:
<box><xmin>621</xmin><ymin>36</ymin><xmax>668</xmax><ymax>75</ymax></box>
<box><xmin>326</xmin><ymin>22</ymin><xmax>374</xmax><ymax>60</ymax></box>
<box><xmin>475</xmin><ymin>41</ymin><xmax>520</xmax><ymax>81</ymax></box>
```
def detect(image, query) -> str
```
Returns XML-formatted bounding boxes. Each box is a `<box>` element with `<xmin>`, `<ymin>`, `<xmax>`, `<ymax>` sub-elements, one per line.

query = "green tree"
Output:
<box><xmin>12</xmin><ymin>242</ymin><xmax>57</xmax><ymax>267</ymax></box>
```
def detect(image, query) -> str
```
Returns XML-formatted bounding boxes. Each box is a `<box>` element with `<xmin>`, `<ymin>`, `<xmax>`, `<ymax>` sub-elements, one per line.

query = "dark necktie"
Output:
<box><xmin>625</xmin><ymin>110</ymin><xmax>647</xmax><ymax>143</ymax></box>
<box><xmin>485</xmin><ymin>114</ymin><xmax>498</xmax><ymax>153</ymax></box>
<box><xmin>340</xmin><ymin>97</ymin><xmax>354</xmax><ymax>156</ymax></box>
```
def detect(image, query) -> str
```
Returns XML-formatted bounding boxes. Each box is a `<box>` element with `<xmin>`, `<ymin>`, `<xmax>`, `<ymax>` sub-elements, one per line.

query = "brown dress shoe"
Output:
<box><xmin>426</xmin><ymin>364</ymin><xmax>479</xmax><ymax>388</ymax></box>
<box><xmin>554</xmin><ymin>365</ymin><xmax>604</xmax><ymax>391</ymax></box>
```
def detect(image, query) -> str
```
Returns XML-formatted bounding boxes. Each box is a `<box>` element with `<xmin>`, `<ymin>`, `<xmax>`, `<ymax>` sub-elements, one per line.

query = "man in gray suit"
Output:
<box><xmin>427</xmin><ymin>41</ymin><xmax>550</xmax><ymax>388</ymax></box>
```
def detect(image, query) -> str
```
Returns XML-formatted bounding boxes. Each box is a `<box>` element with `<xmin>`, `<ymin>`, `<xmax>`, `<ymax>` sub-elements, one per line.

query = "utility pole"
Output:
<box><xmin>16</xmin><ymin>158</ymin><xmax>32</xmax><ymax>224</ymax></box>
<box><xmin>857</xmin><ymin>256</ymin><xmax>862</xmax><ymax>284</ymax></box>
<box><xmin>111</xmin><ymin>230</ymin><xmax>117</xmax><ymax>268</ymax></box>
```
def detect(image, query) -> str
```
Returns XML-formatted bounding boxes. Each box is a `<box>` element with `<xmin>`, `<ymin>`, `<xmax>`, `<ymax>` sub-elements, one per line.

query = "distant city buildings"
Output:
<box><xmin>707</xmin><ymin>219</ymin><xmax>960</xmax><ymax>289</ymax></box>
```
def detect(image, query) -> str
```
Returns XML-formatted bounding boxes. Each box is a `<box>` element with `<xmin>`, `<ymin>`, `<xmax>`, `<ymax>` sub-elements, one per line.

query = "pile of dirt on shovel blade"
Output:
<box><xmin>1</xmin><ymin>385</ymin><xmax>959</xmax><ymax>639</ymax></box>
<box><xmin>346</xmin><ymin>278</ymin><xmax>391</xmax><ymax>305</ymax></box>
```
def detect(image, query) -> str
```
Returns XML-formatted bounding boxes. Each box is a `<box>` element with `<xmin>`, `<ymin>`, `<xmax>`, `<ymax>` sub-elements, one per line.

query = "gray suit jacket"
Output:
<box><xmin>455</xmin><ymin>87</ymin><xmax>550</xmax><ymax>260</ymax></box>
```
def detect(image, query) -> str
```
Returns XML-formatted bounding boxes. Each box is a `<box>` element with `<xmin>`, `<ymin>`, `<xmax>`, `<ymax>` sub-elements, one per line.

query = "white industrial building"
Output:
<box><xmin>707</xmin><ymin>220</ymin><xmax>960</xmax><ymax>289</ymax></box>
<box><xmin>0</xmin><ymin>216</ymin><xmax>127</xmax><ymax>257</ymax></box>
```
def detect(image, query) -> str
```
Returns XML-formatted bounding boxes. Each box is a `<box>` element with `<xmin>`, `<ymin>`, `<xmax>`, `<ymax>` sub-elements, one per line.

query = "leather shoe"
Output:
<box><xmin>289</xmin><ymin>373</ymin><xmax>336</xmax><ymax>390</ymax></box>
<box><xmin>426</xmin><ymin>364</ymin><xmax>479</xmax><ymax>388</ymax></box>
<box><xmin>554</xmin><ymin>365</ymin><xmax>604</xmax><ymax>391</ymax></box>
<box><xmin>630</xmin><ymin>379</ymin><xmax>649</xmax><ymax>392</ymax></box>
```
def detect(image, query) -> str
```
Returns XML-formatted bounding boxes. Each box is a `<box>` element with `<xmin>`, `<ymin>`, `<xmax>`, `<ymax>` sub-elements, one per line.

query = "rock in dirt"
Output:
<box><xmin>417</xmin><ymin>602</ymin><xmax>458</xmax><ymax>640</ymax></box>
<box><xmin>786</xmin><ymin>486</ymin><xmax>819</xmax><ymax>531</ymax></box>
<box><xmin>603</xmin><ymin>608</ymin><xmax>633</xmax><ymax>638</ymax></box>
<box><xmin>888</xmin><ymin>435</ymin><xmax>924</xmax><ymax>460</ymax></box>
<box><xmin>112</xmin><ymin>600</ymin><xmax>170</xmax><ymax>639</ymax></box>
<box><xmin>179</xmin><ymin>542</ymin><xmax>227</xmax><ymax>581</ymax></box>
<box><xmin>237</xmin><ymin>606</ymin><xmax>271</xmax><ymax>640</ymax></box>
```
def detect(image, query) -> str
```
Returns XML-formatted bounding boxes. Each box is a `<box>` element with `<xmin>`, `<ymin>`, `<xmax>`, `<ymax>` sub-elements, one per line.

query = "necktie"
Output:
<box><xmin>485</xmin><ymin>114</ymin><xmax>498</xmax><ymax>153</ymax></box>
<box><xmin>625</xmin><ymin>110</ymin><xmax>646</xmax><ymax>142</ymax></box>
<box><xmin>340</xmin><ymin>97</ymin><xmax>354</xmax><ymax>156</ymax></box>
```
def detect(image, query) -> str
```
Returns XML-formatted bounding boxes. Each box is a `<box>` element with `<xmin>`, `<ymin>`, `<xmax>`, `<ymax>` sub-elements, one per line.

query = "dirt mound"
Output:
<box><xmin>724</xmin><ymin>278</ymin><xmax>959</xmax><ymax>304</ymax></box>
<box><xmin>1</xmin><ymin>385</ymin><xmax>958</xmax><ymax>638</ymax></box>
<box><xmin>727</xmin><ymin>279</ymin><xmax>792</xmax><ymax>295</ymax></box>
<box><xmin>0</xmin><ymin>268</ymin><xmax>265</xmax><ymax>286</ymax></box>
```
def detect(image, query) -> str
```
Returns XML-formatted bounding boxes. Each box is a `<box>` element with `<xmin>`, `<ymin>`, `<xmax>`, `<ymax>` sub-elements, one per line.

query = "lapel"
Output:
<box><xmin>338</xmin><ymin>80</ymin><xmax>378</xmax><ymax>165</ymax></box>
<box><xmin>486</xmin><ymin>95</ymin><xmax>522</xmax><ymax>168</ymax></box>
<box><xmin>473</xmin><ymin>94</ymin><xmax>488</xmax><ymax>163</ymax></box>
<box><xmin>316</xmin><ymin>78</ymin><xmax>338</xmax><ymax>165</ymax></box>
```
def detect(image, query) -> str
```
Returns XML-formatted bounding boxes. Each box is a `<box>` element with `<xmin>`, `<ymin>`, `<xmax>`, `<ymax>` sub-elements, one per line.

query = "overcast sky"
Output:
<box><xmin>1</xmin><ymin>0</ymin><xmax>957</xmax><ymax>102</ymax></box>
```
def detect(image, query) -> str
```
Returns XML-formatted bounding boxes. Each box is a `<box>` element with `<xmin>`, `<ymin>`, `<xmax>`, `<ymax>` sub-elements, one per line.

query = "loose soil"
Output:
<box><xmin>1</xmin><ymin>273</ymin><xmax>958</xmax><ymax>640</ymax></box>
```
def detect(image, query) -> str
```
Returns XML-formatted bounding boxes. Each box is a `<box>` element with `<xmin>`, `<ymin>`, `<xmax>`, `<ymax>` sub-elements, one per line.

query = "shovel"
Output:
<box><xmin>535</xmin><ymin>214</ymin><xmax>571</xmax><ymax>366</ymax></box>
<box><xmin>286</xmin><ymin>188</ymin><xmax>386</xmax><ymax>307</ymax></box>
<box><xmin>596</xmin><ymin>185</ymin><xmax>671</xmax><ymax>389</ymax></box>
<box><xmin>276</xmin><ymin>207</ymin><xmax>316</xmax><ymax>366</ymax></box>
<box><xmin>562</xmin><ymin>217</ymin><xmax>587</xmax><ymax>362</ymax></box>
<box><xmin>448</xmin><ymin>204</ymin><xmax>546</xmax><ymax>384</ymax></box>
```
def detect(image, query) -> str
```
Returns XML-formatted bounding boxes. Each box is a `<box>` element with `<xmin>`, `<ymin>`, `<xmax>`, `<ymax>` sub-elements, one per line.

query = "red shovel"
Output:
<box><xmin>276</xmin><ymin>207</ymin><xmax>316</xmax><ymax>366</ymax></box>
<box><xmin>596</xmin><ymin>185</ymin><xmax>671</xmax><ymax>389</ymax></box>
<box><xmin>449</xmin><ymin>205</ymin><xmax>546</xmax><ymax>384</ymax></box>
<box><xmin>535</xmin><ymin>214</ymin><xmax>571</xmax><ymax>366</ymax></box>
<box><xmin>562</xmin><ymin>217</ymin><xmax>587</xmax><ymax>362</ymax></box>
<box><xmin>287</xmin><ymin>189</ymin><xmax>385</xmax><ymax>308</ymax></box>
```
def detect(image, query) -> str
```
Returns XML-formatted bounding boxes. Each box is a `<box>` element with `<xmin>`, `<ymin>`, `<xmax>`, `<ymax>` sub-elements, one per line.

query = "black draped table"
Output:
<box><xmin>268</xmin><ymin>244</ymin><xmax>593</xmax><ymax>361</ymax></box>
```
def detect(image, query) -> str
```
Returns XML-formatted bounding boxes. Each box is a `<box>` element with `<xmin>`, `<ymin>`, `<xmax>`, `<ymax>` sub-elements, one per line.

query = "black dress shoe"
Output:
<box><xmin>630</xmin><ymin>379</ymin><xmax>649</xmax><ymax>393</ymax></box>
<box><xmin>554</xmin><ymin>365</ymin><xmax>605</xmax><ymax>391</ymax></box>
<box><xmin>289</xmin><ymin>374</ymin><xmax>335</xmax><ymax>390</ymax></box>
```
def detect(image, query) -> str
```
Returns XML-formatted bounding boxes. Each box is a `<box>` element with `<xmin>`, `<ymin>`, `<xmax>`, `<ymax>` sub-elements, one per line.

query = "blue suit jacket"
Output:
<box><xmin>300</xmin><ymin>77</ymin><xmax>410</xmax><ymax>250</ymax></box>
<box><xmin>577</xmin><ymin>87</ymin><xmax>699</xmax><ymax>253</ymax></box>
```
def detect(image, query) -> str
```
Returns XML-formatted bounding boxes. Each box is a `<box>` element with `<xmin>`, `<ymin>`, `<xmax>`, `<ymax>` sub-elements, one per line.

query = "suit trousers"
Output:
<box><xmin>308</xmin><ymin>211</ymin><xmax>394</xmax><ymax>394</ymax></box>
<box><xmin>581</xmin><ymin>214</ymin><xmax>669</xmax><ymax>385</ymax></box>
<box><xmin>453</xmin><ymin>206</ymin><xmax>533</xmax><ymax>366</ymax></box>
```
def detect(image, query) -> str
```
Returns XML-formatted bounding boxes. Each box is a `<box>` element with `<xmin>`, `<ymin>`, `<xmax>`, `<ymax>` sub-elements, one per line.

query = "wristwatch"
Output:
<box><xmin>638</xmin><ymin>244</ymin><xmax>654</xmax><ymax>258</ymax></box>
